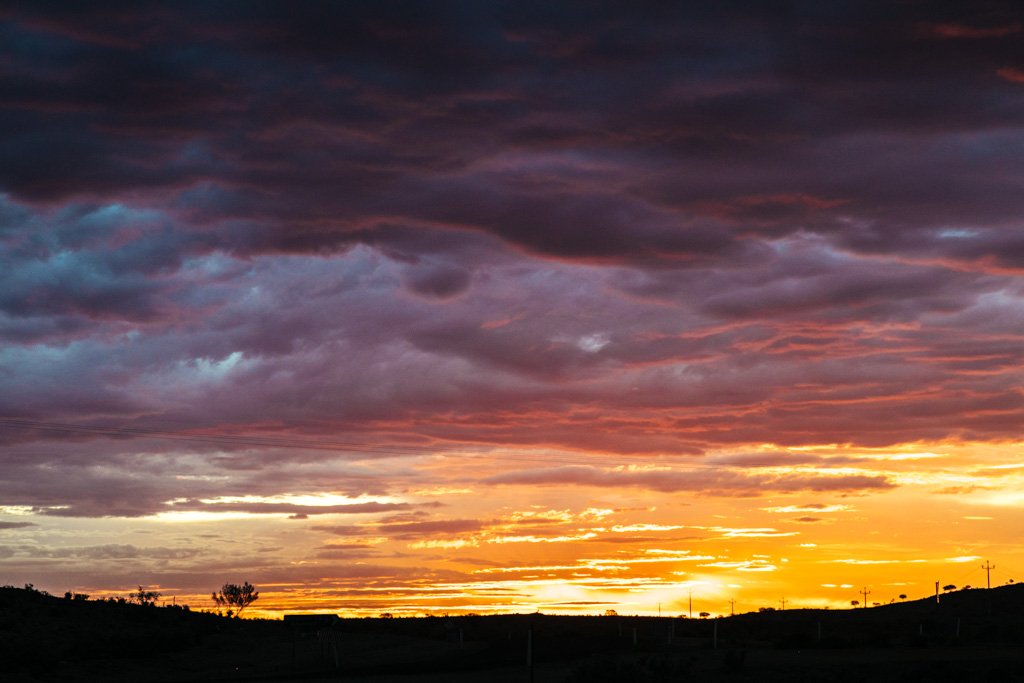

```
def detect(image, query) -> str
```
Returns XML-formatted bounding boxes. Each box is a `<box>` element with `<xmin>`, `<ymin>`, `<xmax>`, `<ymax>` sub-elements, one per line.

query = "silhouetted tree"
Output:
<box><xmin>129</xmin><ymin>586</ymin><xmax>161</xmax><ymax>605</ymax></box>
<box><xmin>943</xmin><ymin>584</ymin><xmax>956</xmax><ymax>592</ymax></box>
<box><xmin>898</xmin><ymin>594</ymin><xmax>907</xmax><ymax>601</ymax></box>
<box><xmin>850</xmin><ymin>600</ymin><xmax>859</xmax><ymax>608</ymax></box>
<box><xmin>212</xmin><ymin>581</ymin><xmax>259</xmax><ymax>616</ymax></box>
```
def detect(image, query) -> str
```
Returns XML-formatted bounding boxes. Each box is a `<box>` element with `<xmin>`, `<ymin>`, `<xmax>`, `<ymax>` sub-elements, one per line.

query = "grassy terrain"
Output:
<box><xmin>3</xmin><ymin>583</ymin><xmax>1024</xmax><ymax>681</ymax></box>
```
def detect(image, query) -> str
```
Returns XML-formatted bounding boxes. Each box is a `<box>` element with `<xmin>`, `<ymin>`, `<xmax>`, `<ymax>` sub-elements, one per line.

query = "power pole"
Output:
<box><xmin>729</xmin><ymin>599</ymin><xmax>735</xmax><ymax>616</ymax></box>
<box><xmin>982</xmin><ymin>561</ymin><xmax>995</xmax><ymax>589</ymax></box>
<box><xmin>860</xmin><ymin>587</ymin><xmax>871</xmax><ymax>608</ymax></box>
<box><xmin>779</xmin><ymin>597</ymin><xmax>786</xmax><ymax>611</ymax></box>
<box><xmin>688</xmin><ymin>591</ymin><xmax>692</xmax><ymax>619</ymax></box>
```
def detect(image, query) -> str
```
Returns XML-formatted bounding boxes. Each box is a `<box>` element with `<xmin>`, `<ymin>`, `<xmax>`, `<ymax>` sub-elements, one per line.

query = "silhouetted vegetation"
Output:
<box><xmin>211</xmin><ymin>581</ymin><xmax>259</xmax><ymax>616</ymax></box>
<box><xmin>0</xmin><ymin>584</ymin><xmax>219</xmax><ymax>680</ymax></box>
<box><xmin>128</xmin><ymin>585</ymin><xmax>161</xmax><ymax>606</ymax></box>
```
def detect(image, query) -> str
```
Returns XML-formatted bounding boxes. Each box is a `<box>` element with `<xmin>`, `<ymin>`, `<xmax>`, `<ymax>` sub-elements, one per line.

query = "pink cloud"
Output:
<box><xmin>484</xmin><ymin>465</ymin><xmax>894</xmax><ymax>496</ymax></box>
<box><xmin>925</xmin><ymin>23</ymin><xmax>1022</xmax><ymax>39</ymax></box>
<box><xmin>996</xmin><ymin>67</ymin><xmax>1024</xmax><ymax>83</ymax></box>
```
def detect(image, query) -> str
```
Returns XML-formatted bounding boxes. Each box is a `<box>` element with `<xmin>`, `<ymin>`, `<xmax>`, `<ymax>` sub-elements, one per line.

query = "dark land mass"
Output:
<box><xmin>3</xmin><ymin>583</ymin><xmax>1024</xmax><ymax>682</ymax></box>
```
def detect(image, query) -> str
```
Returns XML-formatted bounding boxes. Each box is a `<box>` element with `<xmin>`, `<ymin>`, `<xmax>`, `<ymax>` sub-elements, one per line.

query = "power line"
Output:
<box><xmin>947</xmin><ymin>563</ymin><xmax>982</xmax><ymax>588</ymax></box>
<box><xmin>991</xmin><ymin>563</ymin><xmax>1021</xmax><ymax>584</ymax></box>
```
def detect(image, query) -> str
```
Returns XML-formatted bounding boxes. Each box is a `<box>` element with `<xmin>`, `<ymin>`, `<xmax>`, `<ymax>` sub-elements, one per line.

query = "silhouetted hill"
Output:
<box><xmin>3</xmin><ymin>583</ymin><xmax>1024</xmax><ymax>681</ymax></box>
<box><xmin>0</xmin><ymin>584</ymin><xmax>227</xmax><ymax>679</ymax></box>
<box><xmin>708</xmin><ymin>583</ymin><xmax>1024</xmax><ymax>650</ymax></box>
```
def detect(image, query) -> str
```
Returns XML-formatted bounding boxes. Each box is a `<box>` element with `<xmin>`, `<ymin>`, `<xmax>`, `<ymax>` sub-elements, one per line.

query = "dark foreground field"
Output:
<box><xmin>3</xmin><ymin>584</ymin><xmax>1024</xmax><ymax>682</ymax></box>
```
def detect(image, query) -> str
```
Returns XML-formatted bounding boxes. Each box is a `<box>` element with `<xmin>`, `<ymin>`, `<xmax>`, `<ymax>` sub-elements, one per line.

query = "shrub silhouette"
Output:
<box><xmin>129</xmin><ymin>586</ymin><xmax>161</xmax><ymax>606</ymax></box>
<box><xmin>212</xmin><ymin>581</ymin><xmax>259</xmax><ymax>616</ymax></box>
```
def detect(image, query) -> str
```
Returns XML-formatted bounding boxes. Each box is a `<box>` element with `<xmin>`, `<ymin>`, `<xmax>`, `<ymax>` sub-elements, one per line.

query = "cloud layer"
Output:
<box><xmin>1</xmin><ymin>1</ymin><xmax>1023</xmax><ymax>612</ymax></box>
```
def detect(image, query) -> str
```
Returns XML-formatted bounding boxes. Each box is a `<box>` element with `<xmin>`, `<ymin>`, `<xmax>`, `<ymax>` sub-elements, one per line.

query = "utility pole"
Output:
<box><xmin>860</xmin><ymin>587</ymin><xmax>871</xmax><ymax>608</ymax></box>
<box><xmin>688</xmin><ymin>591</ymin><xmax>692</xmax><ymax>619</ymax></box>
<box><xmin>728</xmin><ymin>599</ymin><xmax>735</xmax><ymax>617</ymax></box>
<box><xmin>982</xmin><ymin>561</ymin><xmax>995</xmax><ymax>589</ymax></box>
<box><xmin>779</xmin><ymin>597</ymin><xmax>786</xmax><ymax>611</ymax></box>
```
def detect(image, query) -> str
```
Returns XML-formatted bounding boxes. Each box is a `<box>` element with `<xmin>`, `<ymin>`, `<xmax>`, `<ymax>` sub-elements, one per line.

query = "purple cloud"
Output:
<box><xmin>0</xmin><ymin>0</ymin><xmax>1021</xmax><ymax>527</ymax></box>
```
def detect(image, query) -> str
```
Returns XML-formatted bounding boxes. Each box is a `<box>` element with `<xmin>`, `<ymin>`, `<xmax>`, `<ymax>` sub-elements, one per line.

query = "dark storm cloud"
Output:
<box><xmin>1</xmin><ymin>1</ymin><xmax>1023</xmax><ymax>520</ymax></box>
<box><xmin>1</xmin><ymin>1</ymin><xmax>1021</xmax><ymax>264</ymax></box>
<box><xmin>402</xmin><ymin>261</ymin><xmax>472</xmax><ymax>299</ymax></box>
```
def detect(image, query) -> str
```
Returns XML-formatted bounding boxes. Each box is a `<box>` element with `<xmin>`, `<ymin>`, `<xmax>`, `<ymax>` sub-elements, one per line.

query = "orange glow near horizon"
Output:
<box><xmin>3</xmin><ymin>2</ymin><xmax>1024</xmax><ymax>637</ymax></box>
<box><xmin>37</xmin><ymin>438</ymin><xmax>1024</xmax><ymax>621</ymax></box>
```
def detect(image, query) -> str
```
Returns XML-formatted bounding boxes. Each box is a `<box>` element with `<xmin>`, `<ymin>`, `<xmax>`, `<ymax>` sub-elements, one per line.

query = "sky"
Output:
<box><xmin>1</xmin><ymin>1</ymin><xmax>1023</xmax><ymax>618</ymax></box>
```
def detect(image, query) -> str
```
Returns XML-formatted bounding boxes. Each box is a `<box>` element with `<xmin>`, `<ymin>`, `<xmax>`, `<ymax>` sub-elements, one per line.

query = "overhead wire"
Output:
<box><xmin>991</xmin><ymin>563</ymin><xmax>1021</xmax><ymax>584</ymax></box>
<box><xmin>945</xmin><ymin>562</ymin><xmax>982</xmax><ymax>588</ymax></box>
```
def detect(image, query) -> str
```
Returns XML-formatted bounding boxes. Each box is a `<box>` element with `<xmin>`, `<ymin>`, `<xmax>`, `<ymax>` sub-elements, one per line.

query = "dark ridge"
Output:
<box><xmin>3</xmin><ymin>583</ymin><xmax>1024</xmax><ymax>681</ymax></box>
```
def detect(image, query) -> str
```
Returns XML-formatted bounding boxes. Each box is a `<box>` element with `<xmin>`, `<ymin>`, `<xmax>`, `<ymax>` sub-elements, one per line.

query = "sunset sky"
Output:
<box><xmin>1</xmin><ymin>2</ymin><xmax>1023</xmax><ymax>618</ymax></box>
